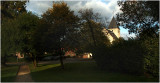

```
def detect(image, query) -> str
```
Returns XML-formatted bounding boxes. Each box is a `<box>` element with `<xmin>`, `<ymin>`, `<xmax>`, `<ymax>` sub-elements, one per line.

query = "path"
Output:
<box><xmin>15</xmin><ymin>64</ymin><xmax>34</xmax><ymax>82</ymax></box>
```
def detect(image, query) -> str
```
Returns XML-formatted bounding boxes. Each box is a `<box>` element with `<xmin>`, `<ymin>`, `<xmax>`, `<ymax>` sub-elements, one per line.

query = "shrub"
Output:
<box><xmin>94</xmin><ymin>36</ymin><xmax>159</xmax><ymax>77</ymax></box>
<box><xmin>141</xmin><ymin>37</ymin><xmax>159</xmax><ymax>77</ymax></box>
<box><xmin>94</xmin><ymin>38</ymin><xmax>144</xmax><ymax>75</ymax></box>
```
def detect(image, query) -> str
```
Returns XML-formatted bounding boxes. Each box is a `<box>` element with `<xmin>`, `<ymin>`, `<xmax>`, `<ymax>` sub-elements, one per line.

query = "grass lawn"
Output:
<box><xmin>6</xmin><ymin>57</ymin><xmax>26</xmax><ymax>63</ymax></box>
<box><xmin>29</xmin><ymin>61</ymin><xmax>159</xmax><ymax>82</ymax></box>
<box><xmin>1</xmin><ymin>65</ymin><xmax>19</xmax><ymax>82</ymax></box>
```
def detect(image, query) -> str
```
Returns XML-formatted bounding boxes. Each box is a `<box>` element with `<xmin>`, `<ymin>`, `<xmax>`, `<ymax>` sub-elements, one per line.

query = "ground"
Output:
<box><xmin>1</xmin><ymin>65</ymin><xmax>19</xmax><ymax>82</ymax></box>
<box><xmin>29</xmin><ymin>59</ymin><xmax>158</xmax><ymax>82</ymax></box>
<box><xmin>15</xmin><ymin>64</ymin><xmax>33</xmax><ymax>82</ymax></box>
<box><xmin>1</xmin><ymin>58</ymin><xmax>159</xmax><ymax>82</ymax></box>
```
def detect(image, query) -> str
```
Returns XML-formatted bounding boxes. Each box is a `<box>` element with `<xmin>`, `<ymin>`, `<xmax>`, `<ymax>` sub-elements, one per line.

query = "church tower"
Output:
<box><xmin>108</xmin><ymin>16</ymin><xmax>120</xmax><ymax>38</ymax></box>
<box><xmin>102</xmin><ymin>16</ymin><xmax>120</xmax><ymax>43</ymax></box>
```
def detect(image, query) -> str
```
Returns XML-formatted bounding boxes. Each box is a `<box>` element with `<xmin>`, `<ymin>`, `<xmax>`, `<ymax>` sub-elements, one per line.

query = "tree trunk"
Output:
<box><xmin>88</xmin><ymin>20</ymin><xmax>97</xmax><ymax>47</ymax></box>
<box><xmin>32</xmin><ymin>53</ymin><xmax>37</xmax><ymax>68</ymax></box>
<box><xmin>33</xmin><ymin>58</ymin><xmax>37</xmax><ymax>68</ymax></box>
<box><xmin>36</xmin><ymin>57</ymin><xmax>39</xmax><ymax>67</ymax></box>
<box><xmin>60</xmin><ymin>54</ymin><xmax>64</xmax><ymax>69</ymax></box>
<box><xmin>2</xmin><ymin>55</ymin><xmax>7</xmax><ymax>66</ymax></box>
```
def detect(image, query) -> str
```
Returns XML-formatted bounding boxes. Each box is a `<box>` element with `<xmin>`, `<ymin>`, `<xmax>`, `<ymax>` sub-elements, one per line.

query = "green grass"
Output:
<box><xmin>29</xmin><ymin>62</ymin><xmax>159</xmax><ymax>82</ymax></box>
<box><xmin>1</xmin><ymin>65</ymin><xmax>19</xmax><ymax>82</ymax></box>
<box><xmin>6</xmin><ymin>57</ymin><xmax>17</xmax><ymax>62</ymax></box>
<box><xmin>6</xmin><ymin>56</ymin><xmax>26</xmax><ymax>63</ymax></box>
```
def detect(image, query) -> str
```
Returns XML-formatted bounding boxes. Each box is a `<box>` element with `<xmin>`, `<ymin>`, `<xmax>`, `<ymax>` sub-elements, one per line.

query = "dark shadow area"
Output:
<box><xmin>1</xmin><ymin>65</ymin><xmax>19</xmax><ymax>82</ymax></box>
<box><xmin>1</xmin><ymin>76</ymin><xmax>16</xmax><ymax>82</ymax></box>
<box><xmin>37</xmin><ymin>64</ymin><xmax>50</xmax><ymax>67</ymax></box>
<box><xmin>29</xmin><ymin>62</ymin><xmax>159</xmax><ymax>82</ymax></box>
<box><xmin>16</xmin><ymin>73</ymin><xmax>33</xmax><ymax>82</ymax></box>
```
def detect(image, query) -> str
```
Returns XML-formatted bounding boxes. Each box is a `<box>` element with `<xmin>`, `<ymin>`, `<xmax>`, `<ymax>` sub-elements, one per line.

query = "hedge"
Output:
<box><xmin>93</xmin><ymin>37</ymin><xmax>159</xmax><ymax>77</ymax></box>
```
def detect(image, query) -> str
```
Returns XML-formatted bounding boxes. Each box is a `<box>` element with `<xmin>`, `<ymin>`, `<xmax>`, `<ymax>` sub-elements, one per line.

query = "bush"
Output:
<box><xmin>94</xmin><ymin>38</ymin><xmax>144</xmax><ymax>75</ymax></box>
<box><xmin>141</xmin><ymin>37</ymin><xmax>159</xmax><ymax>77</ymax></box>
<box><xmin>94</xmin><ymin>37</ymin><xmax>159</xmax><ymax>77</ymax></box>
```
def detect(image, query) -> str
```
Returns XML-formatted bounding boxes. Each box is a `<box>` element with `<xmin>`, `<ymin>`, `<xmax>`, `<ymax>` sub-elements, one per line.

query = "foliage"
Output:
<box><xmin>76</xmin><ymin>8</ymin><xmax>110</xmax><ymax>54</ymax></box>
<box><xmin>141</xmin><ymin>37</ymin><xmax>159</xmax><ymax>77</ymax></box>
<box><xmin>115</xmin><ymin>1</ymin><xmax>159</xmax><ymax>77</ymax></box>
<box><xmin>94</xmin><ymin>38</ymin><xmax>144</xmax><ymax>75</ymax></box>
<box><xmin>1</xmin><ymin>19</ymin><xmax>19</xmax><ymax>56</ymax></box>
<box><xmin>117</xmin><ymin>1</ymin><xmax>159</xmax><ymax>34</ymax></box>
<box><xmin>16</xmin><ymin>12</ymin><xmax>39</xmax><ymax>54</ymax></box>
<box><xmin>1</xmin><ymin>1</ymin><xmax>27</xmax><ymax>20</ymax></box>
<box><xmin>35</xmin><ymin>2</ymin><xmax>81</xmax><ymax>68</ymax></box>
<box><xmin>79</xmin><ymin>8</ymin><xmax>102</xmax><ymax>47</ymax></box>
<box><xmin>2</xmin><ymin>12</ymin><xmax>39</xmax><ymax>54</ymax></box>
<box><xmin>1</xmin><ymin>1</ymin><xmax>28</xmax><ymax>65</ymax></box>
<box><xmin>94</xmin><ymin>36</ymin><xmax>159</xmax><ymax>77</ymax></box>
<box><xmin>40</xmin><ymin>2</ymin><xmax>80</xmax><ymax>52</ymax></box>
<box><xmin>1</xmin><ymin>12</ymin><xmax>39</xmax><ymax>66</ymax></box>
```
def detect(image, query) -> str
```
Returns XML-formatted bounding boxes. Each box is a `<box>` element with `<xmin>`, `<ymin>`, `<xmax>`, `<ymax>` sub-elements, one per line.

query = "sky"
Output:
<box><xmin>26</xmin><ymin>0</ymin><xmax>136</xmax><ymax>39</ymax></box>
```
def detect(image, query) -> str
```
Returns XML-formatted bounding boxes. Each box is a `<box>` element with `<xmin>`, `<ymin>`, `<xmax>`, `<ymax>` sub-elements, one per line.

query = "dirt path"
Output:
<box><xmin>15</xmin><ymin>64</ymin><xmax>34</xmax><ymax>82</ymax></box>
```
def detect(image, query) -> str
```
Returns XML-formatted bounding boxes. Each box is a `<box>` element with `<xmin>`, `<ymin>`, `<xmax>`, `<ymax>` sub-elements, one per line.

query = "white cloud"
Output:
<box><xmin>26</xmin><ymin>0</ymin><xmax>121</xmax><ymax>20</ymax></box>
<box><xmin>26</xmin><ymin>1</ymin><xmax>53</xmax><ymax>16</ymax></box>
<box><xmin>26</xmin><ymin>0</ymin><xmax>135</xmax><ymax>38</ymax></box>
<box><xmin>66</xmin><ymin>0</ymin><xmax>121</xmax><ymax>20</ymax></box>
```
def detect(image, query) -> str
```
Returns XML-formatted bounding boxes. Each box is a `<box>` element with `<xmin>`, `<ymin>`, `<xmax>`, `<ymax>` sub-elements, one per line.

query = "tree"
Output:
<box><xmin>2</xmin><ymin>12</ymin><xmax>39</xmax><ymax>66</ymax></box>
<box><xmin>41</xmin><ymin>2</ymin><xmax>80</xmax><ymax>69</ymax></box>
<box><xmin>116</xmin><ymin>1</ymin><xmax>159</xmax><ymax>77</ymax></box>
<box><xmin>78</xmin><ymin>8</ymin><xmax>110</xmax><ymax>57</ymax></box>
<box><xmin>16</xmin><ymin>12</ymin><xmax>40</xmax><ymax>67</ymax></box>
<box><xmin>31</xmin><ymin>19</ymin><xmax>51</xmax><ymax>67</ymax></box>
<box><xmin>1</xmin><ymin>1</ymin><xmax>27</xmax><ymax>20</ymax></box>
<box><xmin>1</xmin><ymin>19</ymin><xmax>19</xmax><ymax>65</ymax></box>
<box><xmin>116</xmin><ymin>1</ymin><xmax>159</xmax><ymax>35</ymax></box>
<box><xmin>1</xmin><ymin>1</ymin><xmax>27</xmax><ymax>65</ymax></box>
<box><xmin>79</xmin><ymin>8</ymin><xmax>100</xmax><ymax>47</ymax></box>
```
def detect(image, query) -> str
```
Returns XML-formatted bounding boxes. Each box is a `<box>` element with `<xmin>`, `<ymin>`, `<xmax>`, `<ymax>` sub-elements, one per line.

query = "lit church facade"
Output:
<box><xmin>102</xmin><ymin>17</ymin><xmax>120</xmax><ymax>43</ymax></box>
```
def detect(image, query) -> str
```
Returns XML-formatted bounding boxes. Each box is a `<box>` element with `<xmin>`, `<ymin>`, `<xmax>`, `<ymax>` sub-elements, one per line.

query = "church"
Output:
<box><xmin>102</xmin><ymin>17</ymin><xmax>120</xmax><ymax>43</ymax></box>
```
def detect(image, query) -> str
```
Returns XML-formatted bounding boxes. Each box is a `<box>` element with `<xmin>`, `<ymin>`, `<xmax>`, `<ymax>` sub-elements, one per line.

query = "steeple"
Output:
<box><xmin>108</xmin><ymin>17</ymin><xmax>119</xmax><ymax>29</ymax></box>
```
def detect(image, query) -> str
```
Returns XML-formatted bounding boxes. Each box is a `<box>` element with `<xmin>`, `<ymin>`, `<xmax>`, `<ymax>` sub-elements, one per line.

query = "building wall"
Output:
<box><xmin>102</xmin><ymin>28</ymin><xmax>120</xmax><ymax>43</ymax></box>
<box><xmin>108</xmin><ymin>28</ymin><xmax>120</xmax><ymax>38</ymax></box>
<box><xmin>65</xmin><ymin>51</ymin><xmax>76</xmax><ymax>57</ymax></box>
<box><xmin>107</xmin><ymin>33</ymin><xmax>114</xmax><ymax>43</ymax></box>
<box><xmin>102</xmin><ymin>28</ymin><xmax>114</xmax><ymax>43</ymax></box>
<box><xmin>82</xmin><ymin>53</ymin><xmax>92</xmax><ymax>58</ymax></box>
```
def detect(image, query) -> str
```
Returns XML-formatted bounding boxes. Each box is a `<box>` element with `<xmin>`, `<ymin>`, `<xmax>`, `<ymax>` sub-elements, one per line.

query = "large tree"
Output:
<box><xmin>1</xmin><ymin>1</ymin><xmax>27</xmax><ymax>65</ymax></box>
<box><xmin>1</xmin><ymin>12</ymin><xmax>39</xmax><ymax>65</ymax></box>
<box><xmin>1</xmin><ymin>1</ymin><xmax>27</xmax><ymax>20</ymax></box>
<box><xmin>79</xmin><ymin>8</ymin><xmax>100</xmax><ymax>47</ymax></box>
<box><xmin>116</xmin><ymin>1</ymin><xmax>159</xmax><ymax>77</ymax></box>
<box><xmin>40</xmin><ymin>2</ymin><xmax>80</xmax><ymax>69</ymax></box>
<box><xmin>116</xmin><ymin>1</ymin><xmax>159</xmax><ymax>36</ymax></box>
<box><xmin>78</xmin><ymin>8</ymin><xmax>110</xmax><ymax>56</ymax></box>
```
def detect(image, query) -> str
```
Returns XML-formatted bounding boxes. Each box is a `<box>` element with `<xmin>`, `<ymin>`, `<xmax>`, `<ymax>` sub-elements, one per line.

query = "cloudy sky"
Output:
<box><xmin>26</xmin><ymin>0</ymin><xmax>136</xmax><ymax>39</ymax></box>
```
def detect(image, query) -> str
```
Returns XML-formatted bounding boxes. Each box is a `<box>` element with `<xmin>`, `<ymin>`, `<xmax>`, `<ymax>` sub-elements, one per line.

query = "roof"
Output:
<box><xmin>108</xmin><ymin>17</ymin><xmax>119</xmax><ymax>29</ymax></box>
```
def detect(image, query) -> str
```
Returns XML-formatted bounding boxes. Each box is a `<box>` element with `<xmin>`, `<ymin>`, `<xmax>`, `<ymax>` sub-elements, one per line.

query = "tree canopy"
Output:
<box><xmin>39</xmin><ymin>2</ymin><xmax>80</xmax><ymax>53</ymax></box>
<box><xmin>116</xmin><ymin>1</ymin><xmax>159</xmax><ymax>35</ymax></box>
<box><xmin>1</xmin><ymin>1</ymin><xmax>27</xmax><ymax>20</ymax></box>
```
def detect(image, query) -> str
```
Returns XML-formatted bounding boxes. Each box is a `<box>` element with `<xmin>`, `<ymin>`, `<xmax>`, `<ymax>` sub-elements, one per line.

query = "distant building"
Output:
<box><xmin>16</xmin><ymin>52</ymin><xmax>24</xmax><ymax>59</ymax></box>
<box><xmin>82</xmin><ymin>53</ymin><xmax>92</xmax><ymax>59</ymax></box>
<box><xmin>65</xmin><ymin>51</ymin><xmax>76</xmax><ymax>57</ymax></box>
<box><xmin>102</xmin><ymin>17</ymin><xmax>120</xmax><ymax>43</ymax></box>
